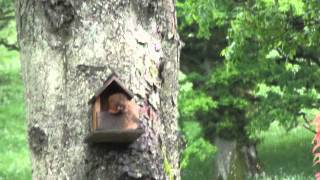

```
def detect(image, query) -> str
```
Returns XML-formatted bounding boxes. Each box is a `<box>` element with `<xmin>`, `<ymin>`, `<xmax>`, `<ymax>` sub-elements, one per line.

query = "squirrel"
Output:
<box><xmin>106</xmin><ymin>93</ymin><xmax>139</xmax><ymax>129</ymax></box>
<box><xmin>107</xmin><ymin>93</ymin><xmax>129</xmax><ymax>114</ymax></box>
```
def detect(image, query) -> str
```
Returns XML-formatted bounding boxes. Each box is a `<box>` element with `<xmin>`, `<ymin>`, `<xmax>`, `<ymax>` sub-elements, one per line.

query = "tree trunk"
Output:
<box><xmin>15</xmin><ymin>0</ymin><xmax>181</xmax><ymax>179</ymax></box>
<box><xmin>213</xmin><ymin>137</ymin><xmax>261</xmax><ymax>180</ymax></box>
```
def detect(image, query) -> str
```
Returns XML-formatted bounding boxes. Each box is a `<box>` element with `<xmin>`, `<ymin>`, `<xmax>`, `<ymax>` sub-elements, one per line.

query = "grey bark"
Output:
<box><xmin>15</xmin><ymin>0</ymin><xmax>181</xmax><ymax>179</ymax></box>
<box><xmin>213</xmin><ymin>137</ymin><xmax>261</xmax><ymax>180</ymax></box>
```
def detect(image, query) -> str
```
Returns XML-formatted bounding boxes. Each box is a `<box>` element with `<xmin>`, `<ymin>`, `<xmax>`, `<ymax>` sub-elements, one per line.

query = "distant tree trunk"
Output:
<box><xmin>15</xmin><ymin>0</ymin><xmax>181</xmax><ymax>179</ymax></box>
<box><xmin>213</xmin><ymin>137</ymin><xmax>261</xmax><ymax>180</ymax></box>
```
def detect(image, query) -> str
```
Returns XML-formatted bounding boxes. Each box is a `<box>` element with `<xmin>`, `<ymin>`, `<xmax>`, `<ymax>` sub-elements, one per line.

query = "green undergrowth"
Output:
<box><xmin>0</xmin><ymin>48</ymin><xmax>31</xmax><ymax>180</ymax></box>
<box><xmin>180</xmin><ymin>136</ymin><xmax>216</xmax><ymax>180</ymax></box>
<box><xmin>181</xmin><ymin>121</ymin><xmax>314</xmax><ymax>180</ymax></box>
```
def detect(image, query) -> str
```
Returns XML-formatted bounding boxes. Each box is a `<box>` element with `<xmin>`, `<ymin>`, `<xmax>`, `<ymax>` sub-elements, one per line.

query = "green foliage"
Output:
<box><xmin>0</xmin><ymin>20</ymin><xmax>16</xmax><ymax>45</ymax></box>
<box><xmin>179</xmin><ymin>72</ymin><xmax>217</xmax><ymax>119</ymax></box>
<box><xmin>178</xmin><ymin>73</ymin><xmax>217</xmax><ymax>180</ymax></box>
<box><xmin>180</xmin><ymin>137</ymin><xmax>216</xmax><ymax>180</ymax></box>
<box><xmin>0</xmin><ymin>0</ymin><xmax>17</xmax><ymax>50</ymax></box>
<box><xmin>177</xmin><ymin>0</ymin><xmax>320</xmax><ymax>178</ymax></box>
<box><xmin>177</xmin><ymin>0</ymin><xmax>320</xmax><ymax>140</ymax></box>
<box><xmin>176</xmin><ymin>0</ymin><xmax>235</xmax><ymax>38</ymax></box>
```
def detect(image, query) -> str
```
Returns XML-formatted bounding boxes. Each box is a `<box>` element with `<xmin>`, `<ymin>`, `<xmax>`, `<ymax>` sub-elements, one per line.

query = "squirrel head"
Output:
<box><xmin>107</xmin><ymin>93</ymin><xmax>129</xmax><ymax>114</ymax></box>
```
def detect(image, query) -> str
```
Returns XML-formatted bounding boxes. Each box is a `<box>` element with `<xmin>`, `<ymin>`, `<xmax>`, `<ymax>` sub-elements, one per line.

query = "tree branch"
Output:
<box><xmin>302</xmin><ymin>113</ymin><xmax>316</xmax><ymax>134</ymax></box>
<box><xmin>0</xmin><ymin>39</ymin><xmax>19</xmax><ymax>51</ymax></box>
<box><xmin>275</xmin><ymin>47</ymin><xmax>320</xmax><ymax>67</ymax></box>
<box><xmin>303</xmin><ymin>124</ymin><xmax>316</xmax><ymax>134</ymax></box>
<box><xmin>0</xmin><ymin>16</ymin><xmax>15</xmax><ymax>21</ymax></box>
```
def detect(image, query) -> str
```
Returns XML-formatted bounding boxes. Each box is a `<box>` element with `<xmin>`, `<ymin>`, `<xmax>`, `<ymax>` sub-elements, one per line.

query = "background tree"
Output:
<box><xmin>15</xmin><ymin>0</ymin><xmax>181</xmax><ymax>179</ymax></box>
<box><xmin>177</xmin><ymin>0</ymin><xmax>320</xmax><ymax>179</ymax></box>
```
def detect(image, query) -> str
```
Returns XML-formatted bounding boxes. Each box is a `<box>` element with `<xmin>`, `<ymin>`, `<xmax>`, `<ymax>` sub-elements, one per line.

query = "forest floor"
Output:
<box><xmin>0</xmin><ymin>56</ymin><xmax>315</xmax><ymax>180</ymax></box>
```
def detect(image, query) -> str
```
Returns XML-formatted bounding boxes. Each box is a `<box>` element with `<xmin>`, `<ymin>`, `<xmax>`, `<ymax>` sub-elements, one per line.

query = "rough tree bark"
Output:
<box><xmin>213</xmin><ymin>137</ymin><xmax>261</xmax><ymax>180</ymax></box>
<box><xmin>15</xmin><ymin>0</ymin><xmax>181</xmax><ymax>179</ymax></box>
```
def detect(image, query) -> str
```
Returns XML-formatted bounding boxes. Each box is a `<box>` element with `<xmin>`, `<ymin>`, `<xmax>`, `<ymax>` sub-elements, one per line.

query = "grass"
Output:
<box><xmin>257</xmin><ymin>122</ymin><xmax>314</xmax><ymax>179</ymax></box>
<box><xmin>181</xmin><ymin>121</ymin><xmax>315</xmax><ymax>180</ymax></box>
<box><xmin>0</xmin><ymin>49</ymin><xmax>32</xmax><ymax>180</ymax></box>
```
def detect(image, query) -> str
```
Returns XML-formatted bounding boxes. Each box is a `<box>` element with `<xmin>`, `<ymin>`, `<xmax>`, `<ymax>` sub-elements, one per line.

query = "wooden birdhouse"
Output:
<box><xmin>86</xmin><ymin>75</ymin><xmax>144</xmax><ymax>143</ymax></box>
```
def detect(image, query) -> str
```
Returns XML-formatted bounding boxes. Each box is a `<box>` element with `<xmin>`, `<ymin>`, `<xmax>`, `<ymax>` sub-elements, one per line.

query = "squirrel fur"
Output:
<box><xmin>106</xmin><ymin>93</ymin><xmax>139</xmax><ymax>129</ymax></box>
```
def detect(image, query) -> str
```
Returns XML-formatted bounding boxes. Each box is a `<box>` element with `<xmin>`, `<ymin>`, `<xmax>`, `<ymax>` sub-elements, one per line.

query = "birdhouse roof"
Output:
<box><xmin>88</xmin><ymin>75</ymin><xmax>134</xmax><ymax>104</ymax></box>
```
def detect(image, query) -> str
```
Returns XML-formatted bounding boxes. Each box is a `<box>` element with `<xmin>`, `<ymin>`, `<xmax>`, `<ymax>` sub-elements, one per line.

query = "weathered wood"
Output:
<box><xmin>89</xmin><ymin>75</ymin><xmax>134</xmax><ymax>104</ymax></box>
<box><xmin>86</xmin><ymin>129</ymin><xmax>144</xmax><ymax>143</ymax></box>
<box><xmin>92</xmin><ymin>96</ymin><xmax>100</xmax><ymax>130</ymax></box>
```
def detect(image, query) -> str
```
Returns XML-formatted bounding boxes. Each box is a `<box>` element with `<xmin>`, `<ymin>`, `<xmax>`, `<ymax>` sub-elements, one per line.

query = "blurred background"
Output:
<box><xmin>1</xmin><ymin>0</ymin><xmax>319</xmax><ymax>179</ymax></box>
